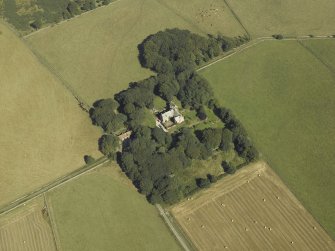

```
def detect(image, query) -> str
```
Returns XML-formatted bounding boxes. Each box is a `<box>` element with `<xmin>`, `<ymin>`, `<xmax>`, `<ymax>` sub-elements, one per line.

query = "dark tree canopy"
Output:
<box><xmin>177</xmin><ymin>73</ymin><xmax>214</xmax><ymax>108</ymax></box>
<box><xmin>99</xmin><ymin>134</ymin><xmax>120</xmax><ymax>156</ymax></box>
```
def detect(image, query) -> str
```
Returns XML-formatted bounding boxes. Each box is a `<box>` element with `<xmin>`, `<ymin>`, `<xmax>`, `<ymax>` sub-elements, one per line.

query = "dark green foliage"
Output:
<box><xmin>207</xmin><ymin>174</ymin><xmax>218</xmax><ymax>183</ymax></box>
<box><xmin>197</xmin><ymin>106</ymin><xmax>207</xmax><ymax>120</ymax></box>
<box><xmin>156</xmin><ymin>74</ymin><xmax>180</xmax><ymax>101</ymax></box>
<box><xmin>102</xmin><ymin>0</ymin><xmax>112</xmax><ymax>5</ymax></box>
<box><xmin>84</xmin><ymin>155</ymin><xmax>95</xmax><ymax>164</ymax></box>
<box><xmin>196</xmin><ymin>177</ymin><xmax>210</xmax><ymax>188</ymax></box>
<box><xmin>90</xmin><ymin>98</ymin><xmax>126</xmax><ymax>132</ymax></box>
<box><xmin>30</xmin><ymin>18</ymin><xmax>42</xmax><ymax>30</ymax></box>
<box><xmin>151</xmin><ymin>127</ymin><xmax>172</xmax><ymax>147</ymax></box>
<box><xmin>67</xmin><ymin>1</ymin><xmax>81</xmax><ymax>16</ymax></box>
<box><xmin>177</xmin><ymin>73</ymin><xmax>213</xmax><ymax>108</ymax></box>
<box><xmin>272</xmin><ymin>34</ymin><xmax>284</xmax><ymax>40</ymax></box>
<box><xmin>115</xmin><ymin>78</ymin><xmax>156</xmax><ymax>111</ymax></box>
<box><xmin>222</xmin><ymin>161</ymin><xmax>236</xmax><ymax>174</ymax></box>
<box><xmin>220</xmin><ymin>128</ymin><xmax>233</xmax><ymax>152</ymax></box>
<box><xmin>199</xmin><ymin>128</ymin><xmax>222</xmax><ymax>151</ymax></box>
<box><xmin>99</xmin><ymin>134</ymin><xmax>120</xmax><ymax>156</ymax></box>
<box><xmin>139</xmin><ymin>28</ymin><xmax>221</xmax><ymax>74</ymax></box>
<box><xmin>90</xmin><ymin>28</ymin><xmax>258</xmax><ymax>205</ymax></box>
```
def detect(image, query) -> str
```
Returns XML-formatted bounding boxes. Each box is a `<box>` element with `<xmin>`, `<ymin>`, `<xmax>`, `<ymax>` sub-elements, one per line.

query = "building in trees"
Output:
<box><xmin>158</xmin><ymin>103</ymin><xmax>184</xmax><ymax>127</ymax></box>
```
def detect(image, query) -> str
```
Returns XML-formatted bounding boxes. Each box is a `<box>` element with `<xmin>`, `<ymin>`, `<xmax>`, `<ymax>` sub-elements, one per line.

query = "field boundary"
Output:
<box><xmin>0</xmin><ymin>156</ymin><xmax>109</xmax><ymax>216</ymax></box>
<box><xmin>44</xmin><ymin>193</ymin><xmax>61</xmax><ymax>251</ymax></box>
<box><xmin>22</xmin><ymin>0</ymin><xmax>122</xmax><ymax>39</ymax></box>
<box><xmin>197</xmin><ymin>36</ymin><xmax>335</xmax><ymax>72</ymax></box>
<box><xmin>297</xmin><ymin>40</ymin><xmax>335</xmax><ymax>76</ymax></box>
<box><xmin>156</xmin><ymin>204</ymin><xmax>195</xmax><ymax>251</ymax></box>
<box><xmin>222</xmin><ymin>0</ymin><xmax>250</xmax><ymax>38</ymax></box>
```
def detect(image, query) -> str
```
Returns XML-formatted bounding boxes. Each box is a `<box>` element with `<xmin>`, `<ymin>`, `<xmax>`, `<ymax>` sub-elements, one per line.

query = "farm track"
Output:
<box><xmin>197</xmin><ymin>36</ymin><xmax>335</xmax><ymax>72</ymax></box>
<box><xmin>0</xmin><ymin>156</ymin><xmax>109</xmax><ymax>216</ymax></box>
<box><xmin>156</xmin><ymin>204</ymin><xmax>194</xmax><ymax>251</ymax></box>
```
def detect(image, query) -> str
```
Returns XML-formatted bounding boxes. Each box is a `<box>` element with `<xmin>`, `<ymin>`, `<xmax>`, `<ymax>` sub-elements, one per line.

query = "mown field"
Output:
<box><xmin>225</xmin><ymin>0</ymin><xmax>335</xmax><ymax>37</ymax></box>
<box><xmin>200</xmin><ymin>39</ymin><xmax>335</xmax><ymax>238</ymax></box>
<box><xmin>47</xmin><ymin>163</ymin><xmax>182</xmax><ymax>251</ymax></box>
<box><xmin>26</xmin><ymin>0</ymin><xmax>245</xmax><ymax>104</ymax></box>
<box><xmin>0</xmin><ymin>22</ymin><xmax>101</xmax><ymax>207</ymax></box>
<box><xmin>171</xmin><ymin>162</ymin><xmax>335</xmax><ymax>250</ymax></box>
<box><xmin>0</xmin><ymin>196</ymin><xmax>56</xmax><ymax>251</ymax></box>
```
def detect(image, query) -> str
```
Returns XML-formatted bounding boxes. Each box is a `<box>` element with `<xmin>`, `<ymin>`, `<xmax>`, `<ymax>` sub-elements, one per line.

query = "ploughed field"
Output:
<box><xmin>0</xmin><ymin>22</ymin><xmax>101</xmax><ymax>207</ymax></box>
<box><xmin>25</xmin><ymin>0</ymin><xmax>245</xmax><ymax>104</ymax></box>
<box><xmin>200</xmin><ymin>39</ymin><xmax>335</xmax><ymax>238</ymax></box>
<box><xmin>0</xmin><ymin>196</ymin><xmax>56</xmax><ymax>251</ymax></box>
<box><xmin>171</xmin><ymin>162</ymin><xmax>335</xmax><ymax>250</ymax></box>
<box><xmin>46</xmin><ymin>163</ymin><xmax>182</xmax><ymax>251</ymax></box>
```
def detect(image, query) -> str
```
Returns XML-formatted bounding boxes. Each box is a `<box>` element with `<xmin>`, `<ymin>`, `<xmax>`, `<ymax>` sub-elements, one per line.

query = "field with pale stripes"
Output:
<box><xmin>172</xmin><ymin>162</ymin><xmax>335</xmax><ymax>250</ymax></box>
<box><xmin>0</xmin><ymin>197</ymin><xmax>56</xmax><ymax>251</ymax></box>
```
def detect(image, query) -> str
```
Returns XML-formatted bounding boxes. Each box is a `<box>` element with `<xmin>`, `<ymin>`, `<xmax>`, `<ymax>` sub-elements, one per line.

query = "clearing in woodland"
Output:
<box><xmin>171</xmin><ymin>162</ymin><xmax>335</xmax><ymax>251</ymax></box>
<box><xmin>225</xmin><ymin>0</ymin><xmax>335</xmax><ymax>37</ymax></box>
<box><xmin>46</xmin><ymin>162</ymin><xmax>182</xmax><ymax>251</ymax></box>
<box><xmin>0</xmin><ymin>22</ymin><xmax>101</xmax><ymax>207</ymax></box>
<box><xmin>0</xmin><ymin>196</ymin><xmax>56</xmax><ymax>251</ymax></box>
<box><xmin>26</xmin><ymin>0</ymin><xmax>245</xmax><ymax>104</ymax></box>
<box><xmin>200</xmin><ymin>39</ymin><xmax>335</xmax><ymax>238</ymax></box>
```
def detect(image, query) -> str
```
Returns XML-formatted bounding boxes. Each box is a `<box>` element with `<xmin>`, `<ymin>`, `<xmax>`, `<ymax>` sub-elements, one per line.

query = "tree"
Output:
<box><xmin>99</xmin><ymin>134</ymin><xmax>120</xmax><ymax>156</ymax></box>
<box><xmin>196</xmin><ymin>177</ymin><xmax>210</xmax><ymax>188</ymax></box>
<box><xmin>30</xmin><ymin>18</ymin><xmax>42</xmax><ymax>30</ymax></box>
<box><xmin>207</xmin><ymin>174</ymin><xmax>218</xmax><ymax>183</ymax></box>
<box><xmin>222</xmin><ymin>161</ymin><xmax>236</xmax><ymax>174</ymax></box>
<box><xmin>156</xmin><ymin>74</ymin><xmax>180</xmax><ymax>101</ymax></box>
<box><xmin>197</xmin><ymin>106</ymin><xmax>207</xmax><ymax>120</ymax></box>
<box><xmin>199</xmin><ymin>128</ymin><xmax>222</xmax><ymax>151</ymax></box>
<box><xmin>177</xmin><ymin>73</ymin><xmax>213</xmax><ymax>108</ymax></box>
<box><xmin>83</xmin><ymin>155</ymin><xmax>95</xmax><ymax>164</ymax></box>
<box><xmin>220</xmin><ymin>128</ymin><xmax>233</xmax><ymax>152</ymax></box>
<box><xmin>67</xmin><ymin>2</ymin><xmax>80</xmax><ymax>16</ymax></box>
<box><xmin>90</xmin><ymin>98</ymin><xmax>119</xmax><ymax>129</ymax></box>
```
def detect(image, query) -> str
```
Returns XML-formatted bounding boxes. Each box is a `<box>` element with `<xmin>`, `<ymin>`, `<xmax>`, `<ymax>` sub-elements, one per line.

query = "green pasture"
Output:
<box><xmin>48</xmin><ymin>163</ymin><xmax>181</xmax><ymax>251</ymax></box>
<box><xmin>26</xmin><ymin>0</ymin><xmax>245</xmax><ymax>105</ymax></box>
<box><xmin>201</xmin><ymin>40</ymin><xmax>335</xmax><ymax>238</ymax></box>
<box><xmin>225</xmin><ymin>0</ymin><xmax>335</xmax><ymax>37</ymax></box>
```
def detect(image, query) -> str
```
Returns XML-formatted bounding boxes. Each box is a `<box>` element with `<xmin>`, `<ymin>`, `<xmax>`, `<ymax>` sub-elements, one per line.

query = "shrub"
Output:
<box><xmin>222</xmin><ymin>161</ymin><xmax>236</xmax><ymax>174</ymax></box>
<box><xmin>84</xmin><ymin>155</ymin><xmax>95</xmax><ymax>164</ymax></box>
<box><xmin>272</xmin><ymin>34</ymin><xmax>284</xmax><ymax>40</ymax></box>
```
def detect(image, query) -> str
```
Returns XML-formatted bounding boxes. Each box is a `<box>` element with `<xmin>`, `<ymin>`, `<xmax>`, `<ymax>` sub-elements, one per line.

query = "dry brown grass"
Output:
<box><xmin>0</xmin><ymin>22</ymin><xmax>101</xmax><ymax>207</ymax></box>
<box><xmin>0</xmin><ymin>196</ymin><xmax>56</xmax><ymax>251</ymax></box>
<box><xmin>171</xmin><ymin>161</ymin><xmax>335</xmax><ymax>250</ymax></box>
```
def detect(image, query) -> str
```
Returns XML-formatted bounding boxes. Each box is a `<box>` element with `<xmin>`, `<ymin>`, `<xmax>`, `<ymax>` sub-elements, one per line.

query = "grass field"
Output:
<box><xmin>26</xmin><ymin>0</ymin><xmax>245</xmax><ymax>104</ymax></box>
<box><xmin>300</xmin><ymin>39</ymin><xmax>335</xmax><ymax>70</ymax></box>
<box><xmin>0</xmin><ymin>22</ymin><xmax>101</xmax><ymax>207</ymax></box>
<box><xmin>200</xmin><ymin>39</ymin><xmax>335</xmax><ymax>238</ymax></box>
<box><xmin>47</xmin><ymin>162</ymin><xmax>182</xmax><ymax>251</ymax></box>
<box><xmin>225</xmin><ymin>0</ymin><xmax>335</xmax><ymax>37</ymax></box>
<box><xmin>171</xmin><ymin>162</ymin><xmax>335</xmax><ymax>250</ymax></box>
<box><xmin>0</xmin><ymin>196</ymin><xmax>56</xmax><ymax>251</ymax></box>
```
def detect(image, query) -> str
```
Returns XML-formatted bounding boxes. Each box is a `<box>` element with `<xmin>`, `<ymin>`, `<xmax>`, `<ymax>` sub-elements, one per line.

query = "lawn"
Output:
<box><xmin>47</xmin><ymin>163</ymin><xmax>182</xmax><ymax>251</ymax></box>
<box><xmin>225</xmin><ymin>0</ymin><xmax>335</xmax><ymax>37</ymax></box>
<box><xmin>0</xmin><ymin>21</ymin><xmax>101</xmax><ymax>207</ymax></box>
<box><xmin>26</xmin><ymin>0</ymin><xmax>245</xmax><ymax>105</ymax></box>
<box><xmin>200</xmin><ymin>40</ymin><xmax>335</xmax><ymax>238</ymax></box>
